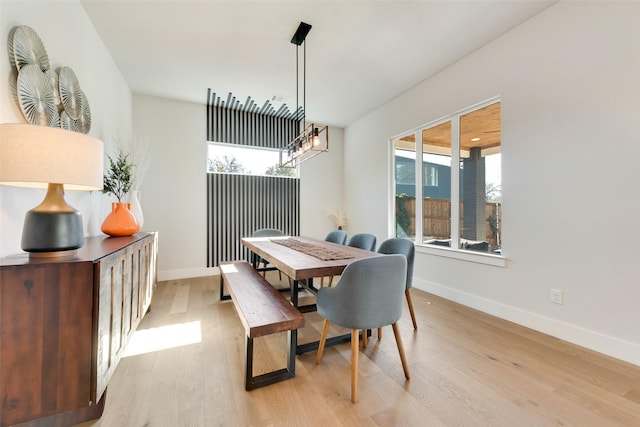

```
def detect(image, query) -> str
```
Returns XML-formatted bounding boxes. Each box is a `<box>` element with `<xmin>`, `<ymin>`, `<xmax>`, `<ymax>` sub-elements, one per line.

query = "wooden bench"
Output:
<box><xmin>219</xmin><ymin>260</ymin><xmax>305</xmax><ymax>390</ymax></box>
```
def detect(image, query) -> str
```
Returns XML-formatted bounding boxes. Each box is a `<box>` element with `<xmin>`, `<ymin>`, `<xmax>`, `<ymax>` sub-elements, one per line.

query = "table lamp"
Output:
<box><xmin>0</xmin><ymin>123</ymin><xmax>103</xmax><ymax>256</ymax></box>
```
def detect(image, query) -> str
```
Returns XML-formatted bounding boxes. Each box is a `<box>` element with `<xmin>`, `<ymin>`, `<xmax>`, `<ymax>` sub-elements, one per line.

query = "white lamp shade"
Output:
<box><xmin>0</xmin><ymin>123</ymin><xmax>103</xmax><ymax>191</ymax></box>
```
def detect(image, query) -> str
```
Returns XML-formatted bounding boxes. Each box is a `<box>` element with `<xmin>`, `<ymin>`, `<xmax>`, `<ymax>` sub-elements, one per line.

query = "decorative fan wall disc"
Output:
<box><xmin>76</xmin><ymin>90</ymin><xmax>92</xmax><ymax>134</ymax></box>
<box><xmin>9</xmin><ymin>67</ymin><xmax>19</xmax><ymax>104</ymax></box>
<box><xmin>12</xmin><ymin>25</ymin><xmax>50</xmax><ymax>72</ymax></box>
<box><xmin>45</xmin><ymin>69</ymin><xmax>60</xmax><ymax>105</ymax></box>
<box><xmin>17</xmin><ymin>63</ymin><xmax>59</xmax><ymax>126</ymax></box>
<box><xmin>7</xmin><ymin>27</ymin><xmax>18</xmax><ymax>69</ymax></box>
<box><xmin>60</xmin><ymin>110</ymin><xmax>79</xmax><ymax>132</ymax></box>
<box><xmin>59</xmin><ymin>66</ymin><xmax>83</xmax><ymax>119</ymax></box>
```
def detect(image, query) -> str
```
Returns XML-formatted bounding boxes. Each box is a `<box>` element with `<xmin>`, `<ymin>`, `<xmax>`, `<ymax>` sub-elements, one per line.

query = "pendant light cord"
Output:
<box><xmin>303</xmin><ymin>40</ymin><xmax>306</xmax><ymax>130</ymax></box>
<box><xmin>296</xmin><ymin>44</ymin><xmax>299</xmax><ymax>129</ymax></box>
<box><xmin>295</xmin><ymin>41</ymin><xmax>307</xmax><ymax>133</ymax></box>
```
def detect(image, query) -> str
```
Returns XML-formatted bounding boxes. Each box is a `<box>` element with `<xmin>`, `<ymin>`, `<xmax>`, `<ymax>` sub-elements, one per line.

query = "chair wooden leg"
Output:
<box><xmin>328</xmin><ymin>276</ymin><xmax>334</xmax><ymax>287</ymax></box>
<box><xmin>362</xmin><ymin>329</ymin><xmax>368</xmax><ymax>348</ymax></box>
<box><xmin>406</xmin><ymin>289</ymin><xmax>417</xmax><ymax>330</ymax></box>
<box><xmin>320</xmin><ymin>277</ymin><xmax>325</xmax><ymax>288</ymax></box>
<box><xmin>391</xmin><ymin>322</ymin><xmax>410</xmax><ymax>379</ymax></box>
<box><xmin>378</xmin><ymin>327</ymin><xmax>382</xmax><ymax>340</ymax></box>
<box><xmin>316</xmin><ymin>319</ymin><xmax>330</xmax><ymax>364</ymax></box>
<box><xmin>351</xmin><ymin>329</ymin><xmax>359</xmax><ymax>403</ymax></box>
<box><xmin>261</xmin><ymin>261</ymin><xmax>267</xmax><ymax>278</ymax></box>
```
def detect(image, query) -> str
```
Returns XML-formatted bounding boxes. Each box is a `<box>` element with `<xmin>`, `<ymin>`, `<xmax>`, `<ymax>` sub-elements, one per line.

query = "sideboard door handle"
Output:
<box><xmin>23</xmin><ymin>279</ymin><xmax>34</xmax><ymax>296</ymax></box>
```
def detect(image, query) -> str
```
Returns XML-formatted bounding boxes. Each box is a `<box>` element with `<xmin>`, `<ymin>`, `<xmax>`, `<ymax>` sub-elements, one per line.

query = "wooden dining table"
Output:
<box><xmin>241</xmin><ymin>235</ymin><xmax>380</xmax><ymax>354</ymax></box>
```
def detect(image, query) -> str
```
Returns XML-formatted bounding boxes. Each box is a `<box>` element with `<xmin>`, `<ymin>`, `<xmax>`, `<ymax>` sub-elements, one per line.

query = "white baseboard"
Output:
<box><xmin>414</xmin><ymin>278</ymin><xmax>640</xmax><ymax>367</ymax></box>
<box><xmin>158</xmin><ymin>267</ymin><xmax>217</xmax><ymax>282</ymax></box>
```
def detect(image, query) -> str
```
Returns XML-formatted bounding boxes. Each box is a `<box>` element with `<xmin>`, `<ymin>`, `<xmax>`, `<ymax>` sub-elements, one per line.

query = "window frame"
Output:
<box><xmin>389</xmin><ymin>96</ymin><xmax>506</xmax><ymax>267</ymax></box>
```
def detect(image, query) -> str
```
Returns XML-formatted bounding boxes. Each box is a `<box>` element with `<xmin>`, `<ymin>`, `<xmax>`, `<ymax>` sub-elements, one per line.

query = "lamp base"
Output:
<box><xmin>22</xmin><ymin>210</ymin><xmax>84</xmax><ymax>253</ymax></box>
<box><xmin>29</xmin><ymin>249</ymin><xmax>79</xmax><ymax>259</ymax></box>
<box><xmin>20</xmin><ymin>183</ymin><xmax>85</xmax><ymax>253</ymax></box>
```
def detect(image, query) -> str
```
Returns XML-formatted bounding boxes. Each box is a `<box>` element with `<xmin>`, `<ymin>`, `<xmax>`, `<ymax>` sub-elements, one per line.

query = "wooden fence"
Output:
<box><xmin>399</xmin><ymin>197</ymin><xmax>501</xmax><ymax>247</ymax></box>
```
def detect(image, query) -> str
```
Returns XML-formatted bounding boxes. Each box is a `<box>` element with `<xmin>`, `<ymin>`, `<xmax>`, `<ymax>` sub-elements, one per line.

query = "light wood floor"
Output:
<box><xmin>77</xmin><ymin>273</ymin><xmax>640</xmax><ymax>427</ymax></box>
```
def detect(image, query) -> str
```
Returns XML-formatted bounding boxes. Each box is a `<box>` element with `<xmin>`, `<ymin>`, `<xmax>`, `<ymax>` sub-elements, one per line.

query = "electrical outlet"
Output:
<box><xmin>550</xmin><ymin>288</ymin><xmax>563</xmax><ymax>305</ymax></box>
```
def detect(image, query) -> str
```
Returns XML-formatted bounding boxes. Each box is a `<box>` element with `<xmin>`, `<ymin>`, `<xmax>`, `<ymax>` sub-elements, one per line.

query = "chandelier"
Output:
<box><xmin>279</xmin><ymin>22</ymin><xmax>329</xmax><ymax>168</ymax></box>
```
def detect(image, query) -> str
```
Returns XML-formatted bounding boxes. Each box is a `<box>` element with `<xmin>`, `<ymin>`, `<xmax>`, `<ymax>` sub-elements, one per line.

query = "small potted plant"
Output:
<box><xmin>103</xmin><ymin>152</ymin><xmax>133</xmax><ymax>202</ymax></box>
<box><xmin>101</xmin><ymin>150</ymin><xmax>140</xmax><ymax>236</ymax></box>
<box><xmin>328</xmin><ymin>211</ymin><xmax>347</xmax><ymax>230</ymax></box>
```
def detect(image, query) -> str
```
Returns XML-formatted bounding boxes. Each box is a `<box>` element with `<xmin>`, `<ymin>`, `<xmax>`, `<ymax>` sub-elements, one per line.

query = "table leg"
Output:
<box><xmin>291</xmin><ymin>278</ymin><xmax>299</xmax><ymax>306</ymax></box>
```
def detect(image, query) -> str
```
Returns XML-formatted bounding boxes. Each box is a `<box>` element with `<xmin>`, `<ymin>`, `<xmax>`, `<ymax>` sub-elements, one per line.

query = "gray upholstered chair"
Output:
<box><xmin>377</xmin><ymin>238</ymin><xmax>417</xmax><ymax>331</ymax></box>
<box><xmin>321</xmin><ymin>229</ymin><xmax>348</xmax><ymax>287</ymax></box>
<box><xmin>315</xmin><ymin>255</ymin><xmax>410</xmax><ymax>403</ymax></box>
<box><xmin>347</xmin><ymin>233</ymin><xmax>377</xmax><ymax>252</ymax></box>
<box><xmin>253</xmin><ymin>228</ymin><xmax>284</xmax><ymax>238</ymax></box>
<box><xmin>252</xmin><ymin>228</ymin><xmax>284</xmax><ymax>280</ymax></box>
<box><xmin>325</xmin><ymin>229</ymin><xmax>347</xmax><ymax>245</ymax></box>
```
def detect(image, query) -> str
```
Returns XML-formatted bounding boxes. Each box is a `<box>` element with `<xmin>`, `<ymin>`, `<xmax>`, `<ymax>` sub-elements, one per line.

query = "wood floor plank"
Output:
<box><xmin>169</xmin><ymin>282</ymin><xmax>190</xmax><ymax>314</ymax></box>
<box><xmin>74</xmin><ymin>276</ymin><xmax>640</xmax><ymax>427</ymax></box>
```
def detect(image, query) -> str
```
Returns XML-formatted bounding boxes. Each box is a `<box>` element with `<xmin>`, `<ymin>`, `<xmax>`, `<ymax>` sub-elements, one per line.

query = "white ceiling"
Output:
<box><xmin>80</xmin><ymin>0</ymin><xmax>555</xmax><ymax>128</ymax></box>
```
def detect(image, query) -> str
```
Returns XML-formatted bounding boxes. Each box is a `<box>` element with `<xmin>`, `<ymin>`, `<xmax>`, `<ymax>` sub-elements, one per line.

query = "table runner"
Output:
<box><xmin>272</xmin><ymin>238</ymin><xmax>355</xmax><ymax>261</ymax></box>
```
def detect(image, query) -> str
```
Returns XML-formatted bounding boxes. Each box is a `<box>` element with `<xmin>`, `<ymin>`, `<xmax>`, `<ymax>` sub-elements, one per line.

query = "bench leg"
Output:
<box><xmin>245</xmin><ymin>336</ymin><xmax>254</xmax><ymax>390</ymax></box>
<box><xmin>288</xmin><ymin>329</ymin><xmax>297</xmax><ymax>374</ymax></box>
<box><xmin>244</xmin><ymin>329</ymin><xmax>298</xmax><ymax>391</ymax></box>
<box><xmin>219</xmin><ymin>274</ymin><xmax>231</xmax><ymax>301</ymax></box>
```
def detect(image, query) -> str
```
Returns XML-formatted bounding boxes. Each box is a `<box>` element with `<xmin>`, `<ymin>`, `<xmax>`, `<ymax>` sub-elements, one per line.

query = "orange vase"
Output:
<box><xmin>101</xmin><ymin>202</ymin><xmax>140</xmax><ymax>237</ymax></box>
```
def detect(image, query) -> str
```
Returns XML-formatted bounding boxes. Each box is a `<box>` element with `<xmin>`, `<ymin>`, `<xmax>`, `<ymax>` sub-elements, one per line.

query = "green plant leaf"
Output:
<box><xmin>102</xmin><ymin>151</ymin><xmax>133</xmax><ymax>202</ymax></box>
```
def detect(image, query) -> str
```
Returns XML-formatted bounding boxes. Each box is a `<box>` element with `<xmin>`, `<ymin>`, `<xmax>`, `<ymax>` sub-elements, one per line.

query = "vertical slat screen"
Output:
<box><xmin>206</xmin><ymin>89</ymin><xmax>302</xmax><ymax>267</ymax></box>
<box><xmin>206</xmin><ymin>173</ymin><xmax>300</xmax><ymax>267</ymax></box>
<box><xmin>206</xmin><ymin>89</ymin><xmax>303</xmax><ymax>147</ymax></box>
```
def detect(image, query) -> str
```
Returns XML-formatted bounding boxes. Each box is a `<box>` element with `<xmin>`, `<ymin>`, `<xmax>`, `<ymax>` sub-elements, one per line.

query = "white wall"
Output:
<box><xmin>344</xmin><ymin>1</ymin><xmax>640</xmax><ymax>365</ymax></box>
<box><xmin>132</xmin><ymin>94</ymin><xmax>207</xmax><ymax>280</ymax></box>
<box><xmin>133</xmin><ymin>94</ymin><xmax>345</xmax><ymax>280</ymax></box>
<box><xmin>300</xmin><ymin>126</ymin><xmax>345</xmax><ymax>239</ymax></box>
<box><xmin>0</xmin><ymin>0</ymin><xmax>132</xmax><ymax>257</ymax></box>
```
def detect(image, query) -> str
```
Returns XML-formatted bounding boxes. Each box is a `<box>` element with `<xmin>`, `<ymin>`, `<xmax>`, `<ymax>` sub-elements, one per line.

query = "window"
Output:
<box><xmin>424</xmin><ymin>165</ymin><xmax>438</xmax><ymax>187</ymax></box>
<box><xmin>392</xmin><ymin>98</ymin><xmax>502</xmax><ymax>256</ymax></box>
<box><xmin>207</xmin><ymin>142</ymin><xmax>297</xmax><ymax>178</ymax></box>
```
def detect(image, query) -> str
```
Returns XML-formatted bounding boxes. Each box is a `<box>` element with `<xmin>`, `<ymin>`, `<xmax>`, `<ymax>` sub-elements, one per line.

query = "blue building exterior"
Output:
<box><xmin>395</xmin><ymin>156</ymin><xmax>452</xmax><ymax>199</ymax></box>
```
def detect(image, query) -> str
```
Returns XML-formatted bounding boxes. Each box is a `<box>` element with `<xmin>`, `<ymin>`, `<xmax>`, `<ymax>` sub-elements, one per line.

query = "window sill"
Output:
<box><xmin>415</xmin><ymin>244</ymin><xmax>507</xmax><ymax>267</ymax></box>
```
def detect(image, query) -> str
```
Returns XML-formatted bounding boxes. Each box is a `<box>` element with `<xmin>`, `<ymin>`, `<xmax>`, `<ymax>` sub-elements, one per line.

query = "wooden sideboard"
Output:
<box><xmin>0</xmin><ymin>232</ymin><xmax>157</xmax><ymax>427</ymax></box>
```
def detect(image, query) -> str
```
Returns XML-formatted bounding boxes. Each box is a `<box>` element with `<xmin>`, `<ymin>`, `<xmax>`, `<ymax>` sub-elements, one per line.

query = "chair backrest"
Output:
<box><xmin>253</xmin><ymin>228</ymin><xmax>284</xmax><ymax>238</ymax></box>
<box><xmin>316</xmin><ymin>255</ymin><xmax>407</xmax><ymax>330</ymax></box>
<box><xmin>347</xmin><ymin>233</ymin><xmax>377</xmax><ymax>252</ymax></box>
<box><xmin>377</xmin><ymin>238</ymin><xmax>415</xmax><ymax>290</ymax></box>
<box><xmin>324</xmin><ymin>230</ymin><xmax>347</xmax><ymax>245</ymax></box>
